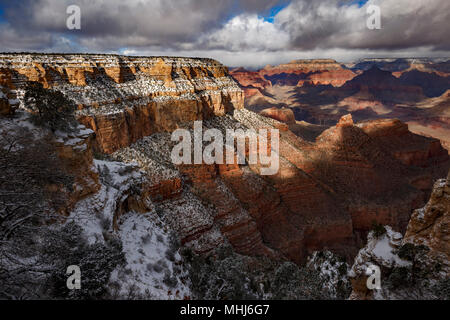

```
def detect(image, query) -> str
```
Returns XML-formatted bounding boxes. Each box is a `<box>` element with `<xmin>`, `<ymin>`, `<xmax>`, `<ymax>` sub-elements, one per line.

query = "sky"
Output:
<box><xmin>0</xmin><ymin>0</ymin><xmax>448</xmax><ymax>68</ymax></box>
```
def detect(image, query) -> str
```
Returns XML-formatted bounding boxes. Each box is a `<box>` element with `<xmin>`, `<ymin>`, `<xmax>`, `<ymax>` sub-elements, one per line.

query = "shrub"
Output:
<box><xmin>163</xmin><ymin>271</ymin><xmax>178</xmax><ymax>288</ymax></box>
<box><xmin>24</xmin><ymin>82</ymin><xmax>77</xmax><ymax>132</ymax></box>
<box><xmin>387</xmin><ymin>267</ymin><xmax>411</xmax><ymax>289</ymax></box>
<box><xmin>398</xmin><ymin>243</ymin><xmax>429</xmax><ymax>261</ymax></box>
<box><xmin>371</xmin><ymin>221</ymin><xmax>386</xmax><ymax>238</ymax></box>
<box><xmin>183</xmin><ymin>245</ymin><xmax>332</xmax><ymax>300</ymax></box>
<box><xmin>433</xmin><ymin>279</ymin><xmax>450</xmax><ymax>300</ymax></box>
<box><xmin>41</xmin><ymin>222</ymin><xmax>126</xmax><ymax>300</ymax></box>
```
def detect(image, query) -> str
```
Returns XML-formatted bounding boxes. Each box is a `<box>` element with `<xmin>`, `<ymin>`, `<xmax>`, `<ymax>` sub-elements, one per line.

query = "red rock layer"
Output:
<box><xmin>404</xmin><ymin>171</ymin><xmax>450</xmax><ymax>273</ymax></box>
<box><xmin>260</xmin><ymin>107</ymin><xmax>296</xmax><ymax>124</ymax></box>
<box><xmin>230</xmin><ymin>60</ymin><xmax>357</xmax><ymax>105</ymax></box>
<box><xmin>53</xmin><ymin>129</ymin><xmax>100</xmax><ymax>214</ymax></box>
<box><xmin>306</xmin><ymin>115</ymin><xmax>449</xmax><ymax>240</ymax></box>
<box><xmin>0</xmin><ymin>54</ymin><xmax>244</xmax><ymax>154</ymax></box>
<box><xmin>260</xmin><ymin>59</ymin><xmax>356</xmax><ymax>87</ymax></box>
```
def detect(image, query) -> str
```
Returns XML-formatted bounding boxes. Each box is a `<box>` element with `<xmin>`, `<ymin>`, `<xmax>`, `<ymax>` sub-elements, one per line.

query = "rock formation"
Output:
<box><xmin>231</xmin><ymin>59</ymin><xmax>450</xmax><ymax>154</ymax></box>
<box><xmin>260</xmin><ymin>59</ymin><xmax>356</xmax><ymax>87</ymax></box>
<box><xmin>260</xmin><ymin>107</ymin><xmax>296</xmax><ymax>124</ymax></box>
<box><xmin>229</xmin><ymin>67</ymin><xmax>272</xmax><ymax>97</ymax></box>
<box><xmin>1</xmin><ymin>54</ymin><xmax>449</xmax><ymax>268</ymax></box>
<box><xmin>0</xmin><ymin>54</ymin><xmax>243</xmax><ymax>153</ymax></box>
<box><xmin>0</xmin><ymin>84</ymin><xmax>18</xmax><ymax>115</ymax></box>
<box><xmin>404</xmin><ymin>171</ymin><xmax>450</xmax><ymax>273</ymax></box>
<box><xmin>348</xmin><ymin>172</ymin><xmax>450</xmax><ymax>300</ymax></box>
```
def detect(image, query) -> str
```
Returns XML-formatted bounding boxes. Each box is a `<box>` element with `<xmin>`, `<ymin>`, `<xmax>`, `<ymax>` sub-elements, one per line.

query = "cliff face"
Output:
<box><xmin>404</xmin><ymin>172</ymin><xmax>450</xmax><ymax>273</ymax></box>
<box><xmin>261</xmin><ymin>59</ymin><xmax>356</xmax><ymax>87</ymax></box>
<box><xmin>231</xmin><ymin>59</ymin><xmax>450</xmax><ymax>155</ymax></box>
<box><xmin>232</xmin><ymin>59</ymin><xmax>357</xmax><ymax>88</ymax></box>
<box><xmin>260</xmin><ymin>107</ymin><xmax>296</xmax><ymax>125</ymax></box>
<box><xmin>0</xmin><ymin>54</ymin><xmax>244</xmax><ymax>153</ymax></box>
<box><xmin>2</xmin><ymin>54</ymin><xmax>449</xmax><ymax>267</ymax></box>
<box><xmin>348</xmin><ymin>172</ymin><xmax>450</xmax><ymax>300</ymax></box>
<box><xmin>229</xmin><ymin>67</ymin><xmax>272</xmax><ymax>98</ymax></box>
<box><xmin>106</xmin><ymin>111</ymin><xmax>448</xmax><ymax>264</ymax></box>
<box><xmin>0</xmin><ymin>84</ymin><xmax>18</xmax><ymax>115</ymax></box>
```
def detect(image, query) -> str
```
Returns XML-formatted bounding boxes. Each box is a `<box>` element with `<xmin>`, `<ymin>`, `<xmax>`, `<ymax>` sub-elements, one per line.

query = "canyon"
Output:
<box><xmin>230</xmin><ymin>58</ymin><xmax>450</xmax><ymax>153</ymax></box>
<box><xmin>0</xmin><ymin>54</ymin><xmax>449</xmax><ymax>299</ymax></box>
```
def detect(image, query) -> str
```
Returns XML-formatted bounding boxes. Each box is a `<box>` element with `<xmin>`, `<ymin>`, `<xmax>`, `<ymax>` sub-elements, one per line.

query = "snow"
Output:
<box><xmin>108</xmin><ymin>212</ymin><xmax>190</xmax><ymax>299</ymax></box>
<box><xmin>349</xmin><ymin>225</ymin><xmax>412</xmax><ymax>280</ymax></box>
<box><xmin>8</xmin><ymin>99</ymin><xmax>19</xmax><ymax>105</ymax></box>
<box><xmin>70</xmin><ymin>160</ymin><xmax>144</xmax><ymax>244</ymax></box>
<box><xmin>0</xmin><ymin>54</ymin><xmax>242</xmax><ymax>119</ymax></box>
<box><xmin>372</xmin><ymin>234</ymin><xmax>409</xmax><ymax>267</ymax></box>
<box><xmin>307</xmin><ymin>251</ymin><xmax>350</xmax><ymax>298</ymax></box>
<box><xmin>0</xmin><ymin>111</ymin><xmax>44</xmax><ymax>149</ymax></box>
<box><xmin>416</xmin><ymin>206</ymin><xmax>427</xmax><ymax>220</ymax></box>
<box><xmin>77</xmin><ymin>128</ymin><xmax>94</xmax><ymax>136</ymax></box>
<box><xmin>70</xmin><ymin>158</ymin><xmax>191</xmax><ymax>299</ymax></box>
<box><xmin>112</xmin><ymin>133</ymin><xmax>180</xmax><ymax>184</ymax></box>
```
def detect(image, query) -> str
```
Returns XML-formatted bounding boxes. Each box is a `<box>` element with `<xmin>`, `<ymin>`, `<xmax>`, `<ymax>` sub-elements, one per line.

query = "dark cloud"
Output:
<box><xmin>0</xmin><ymin>0</ymin><xmax>448</xmax><ymax>66</ymax></box>
<box><xmin>278</xmin><ymin>0</ymin><xmax>450</xmax><ymax>51</ymax></box>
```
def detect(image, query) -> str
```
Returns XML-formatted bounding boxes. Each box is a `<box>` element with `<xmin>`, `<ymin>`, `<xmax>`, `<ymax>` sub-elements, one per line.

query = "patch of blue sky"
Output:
<box><xmin>262</xmin><ymin>1</ymin><xmax>290</xmax><ymax>23</ymax></box>
<box><xmin>346</xmin><ymin>0</ymin><xmax>369</xmax><ymax>8</ymax></box>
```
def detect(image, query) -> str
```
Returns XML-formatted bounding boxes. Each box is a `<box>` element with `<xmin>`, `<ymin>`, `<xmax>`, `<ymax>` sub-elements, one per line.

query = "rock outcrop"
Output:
<box><xmin>230</xmin><ymin>60</ymin><xmax>357</xmax><ymax>115</ymax></box>
<box><xmin>260</xmin><ymin>107</ymin><xmax>296</xmax><ymax>124</ymax></box>
<box><xmin>404</xmin><ymin>172</ymin><xmax>450</xmax><ymax>273</ymax></box>
<box><xmin>229</xmin><ymin>67</ymin><xmax>272</xmax><ymax>98</ymax></box>
<box><xmin>0</xmin><ymin>54</ymin><xmax>244</xmax><ymax>153</ymax></box>
<box><xmin>230</xmin><ymin>59</ymin><xmax>450</xmax><ymax>156</ymax></box>
<box><xmin>2</xmin><ymin>54</ymin><xmax>449</xmax><ymax>268</ymax></box>
<box><xmin>348</xmin><ymin>226</ymin><xmax>411</xmax><ymax>300</ymax></box>
<box><xmin>105</xmin><ymin>110</ymin><xmax>448</xmax><ymax>264</ymax></box>
<box><xmin>54</xmin><ymin>125</ymin><xmax>100</xmax><ymax>212</ymax></box>
<box><xmin>0</xmin><ymin>84</ymin><xmax>18</xmax><ymax>115</ymax></box>
<box><xmin>260</xmin><ymin>59</ymin><xmax>356</xmax><ymax>87</ymax></box>
<box><xmin>348</xmin><ymin>172</ymin><xmax>450</xmax><ymax>300</ymax></box>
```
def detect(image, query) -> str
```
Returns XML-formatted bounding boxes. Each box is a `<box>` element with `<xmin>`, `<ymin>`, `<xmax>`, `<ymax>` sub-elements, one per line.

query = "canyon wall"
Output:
<box><xmin>348</xmin><ymin>172</ymin><xmax>449</xmax><ymax>299</ymax></box>
<box><xmin>0</xmin><ymin>54</ymin><xmax>244</xmax><ymax>153</ymax></box>
<box><xmin>232</xmin><ymin>59</ymin><xmax>450</xmax><ymax>155</ymax></box>
<box><xmin>1</xmin><ymin>54</ymin><xmax>449</xmax><ymax>266</ymax></box>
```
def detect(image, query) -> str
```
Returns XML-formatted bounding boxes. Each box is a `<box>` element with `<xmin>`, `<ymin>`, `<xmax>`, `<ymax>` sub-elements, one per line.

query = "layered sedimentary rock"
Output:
<box><xmin>2</xmin><ymin>54</ymin><xmax>449</xmax><ymax>266</ymax></box>
<box><xmin>230</xmin><ymin>60</ymin><xmax>356</xmax><ymax>111</ymax></box>
<box><xmin>108</xmin><ymin>110</ymin><xmax>447</xmax><ymax>264</ymax></box>
<box><xmin>54</xmin><ymin>125</ymin><xmax>100</xmax><ymax>212</ymax></box>
<box><xmin>348</xmin><ymin>172</ymin><xmax>450</xmax><ymax>300</ymax></box>
<box><xmin>231</xmin><ymin>59</ymin><xmax>450</xmax><ymax>155</ymax></box>
<box><xmin>351</xmin><ymin>58</ymin><xmax>450</xmax><ymax>78</ymax></box>
<box><xmin>404</xmin><ymin>172</ymin><xmax>450</xmax><ymax>273</ymax></box>
<box><xmin>306</xmin><ymin>115</ymin><xmax>449</xmax><ymax>240</ymax></box>
<box><xmin>260</xmin><ymin>107</ymin><xmax>296</xmax><ymax>124</ymax></box>
<box><xmin>357</xmin><ymin>118</ymin><xmax>449</xmax><ymax>169</ymax></box>
<box><xmin>0</xmin><ymin>54</ymin><xmax>243</xmax><ymax>153</ymax></box>
<box><xmin>260</xmin><ymin>59</ymin><xmax>356</xmax><ymax>87</ymax></box>
<box><xmin>0</xmin><ymin>84</ymin><xmax>18</xmax><ymax>115</ymax></box>
<box><xmin>229</xmin><ymin>67</ymin><xmax>272</xmax><ymax>97</ymax></box>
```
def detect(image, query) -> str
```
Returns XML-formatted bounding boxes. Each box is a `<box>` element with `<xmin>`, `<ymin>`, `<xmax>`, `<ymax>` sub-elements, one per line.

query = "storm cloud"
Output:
<box><xmin>0</xmin><ymin>0</ymin><xmax>448</xmax><ymax>67</ymax></box>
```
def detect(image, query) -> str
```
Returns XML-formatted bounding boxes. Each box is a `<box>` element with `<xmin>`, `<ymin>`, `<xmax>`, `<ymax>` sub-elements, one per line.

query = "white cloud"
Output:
<box><xmin>123</xmin><ymin>46</ymin><xmax>449</xmax><ymax>69</ymax></box>
<box><xmin>275</xmin><ymin>0</ymin><xmax>450</xmax><ymax>51</ymax></box>
<box><xmin>0</xmin><ymin>0</ymin><xmax>449</xmax><ymax>67</ymax></box>
<box><xmin>200</xmin><ymin>14</ymin><xmax>290</xmax><ymax>51</ymax></box>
